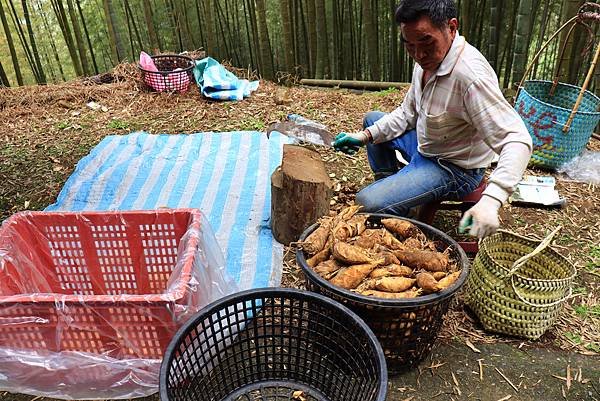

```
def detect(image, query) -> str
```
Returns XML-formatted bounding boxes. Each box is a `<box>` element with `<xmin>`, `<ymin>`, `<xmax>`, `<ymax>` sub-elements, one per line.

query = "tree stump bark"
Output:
<box><xmin>271</xmin><ymin>144</ymin><xmax>332</xmax><ymax>244</ymax></box>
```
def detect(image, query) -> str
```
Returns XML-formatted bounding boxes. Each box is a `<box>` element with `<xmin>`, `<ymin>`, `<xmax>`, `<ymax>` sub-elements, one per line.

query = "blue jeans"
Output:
<box><xmin>356</xmin><ymin>111</ymin><xmax>485</xmax><ymax>216</ymax></box>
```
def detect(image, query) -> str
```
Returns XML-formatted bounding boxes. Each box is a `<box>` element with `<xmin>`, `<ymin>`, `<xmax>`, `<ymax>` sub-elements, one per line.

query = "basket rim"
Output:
<box><xmin>519</xmin><ymin>80</ymin><xmax>600</xmax><ymax>117</ymax></box>
<box><xmin>297</xmin><ymin>213</ymin><xmax>470</xmax><ymax>308</ymax></box>
<box><xmin>0</xmin><ymin>208</ymin><xmax>202</xmax><ymax>305</ymax></box>
<box><xmin>137</xmin><ymin>54</ymin><xmax>195</xmax><ymax>74</ymax></box>
<box><xmin>159</xmin><ymin>287</ymin><xmax>388</xmax><ymax>401</ymax></box>
<box><xmin>480</xmin><ymin>229</ymin><xmax>577</xmax><ymax>283</ymax></box>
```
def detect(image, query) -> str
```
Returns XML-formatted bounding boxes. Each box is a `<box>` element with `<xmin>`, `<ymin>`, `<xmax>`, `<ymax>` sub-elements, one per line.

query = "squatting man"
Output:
<box><xmin>333</xmin><ymin>0</ymin><xmax>532</xmax><ymax>239</ymax></box>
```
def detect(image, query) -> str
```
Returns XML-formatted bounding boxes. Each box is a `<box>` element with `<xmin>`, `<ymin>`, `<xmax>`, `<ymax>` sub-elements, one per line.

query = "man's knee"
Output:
<box><xmin>355</xmin><ymin>190</ymin><xmax>379</xmax><ymax>212</ymax></box>
<box><xmin>356</xmin><ymin>186</ymin><xmax>411</xmax><ymax>216</ymax></box>
<box><xmin>363</xmin><ymin>111</ymin><xmax>385</xmax><ymax>130</ymax></box>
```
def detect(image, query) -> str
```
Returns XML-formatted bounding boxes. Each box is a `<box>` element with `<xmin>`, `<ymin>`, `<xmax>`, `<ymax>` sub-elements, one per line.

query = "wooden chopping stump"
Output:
<box><xmin>271</xmin><ymin>144</ymin><xmax>332</xmax><ymax>244</ymax></box>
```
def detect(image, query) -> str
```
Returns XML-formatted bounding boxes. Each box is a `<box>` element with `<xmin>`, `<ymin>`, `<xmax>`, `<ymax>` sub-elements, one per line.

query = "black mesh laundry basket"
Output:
<box><xmin>160</xmin><ymin>288</ymin><xmax>387</xmax><ymax>401</ymax></box>
<box><xmin>138</xmin><ymin>54</ymin><xmax>195</xmax><ymax>93</ymax></box>
<box><xmin>297</xmin><ymin>214</ymin><xmax>469</xmax><ymax>374</ymax></box>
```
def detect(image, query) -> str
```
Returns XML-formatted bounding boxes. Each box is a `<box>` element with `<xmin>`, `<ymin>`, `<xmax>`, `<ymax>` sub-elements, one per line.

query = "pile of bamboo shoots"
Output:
<box><xmin>300</xmin><ymin>206</ymin><xmax>462</xmax><ymax>299</ymax></box>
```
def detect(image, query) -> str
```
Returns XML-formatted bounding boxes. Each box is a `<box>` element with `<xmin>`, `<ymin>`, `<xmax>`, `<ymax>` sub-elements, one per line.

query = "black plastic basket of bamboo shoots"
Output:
<box><xmin>296</xmin><ymin>209</ymin><xmax>470</xmax><ymax>373</ymax></box>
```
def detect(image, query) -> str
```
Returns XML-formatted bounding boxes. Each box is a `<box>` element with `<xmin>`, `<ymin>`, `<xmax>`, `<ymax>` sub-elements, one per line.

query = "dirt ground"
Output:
<box><xmin>0</xmin><ymin>63</ymin><xmax>599</xmax><ymax>399</ymax></box>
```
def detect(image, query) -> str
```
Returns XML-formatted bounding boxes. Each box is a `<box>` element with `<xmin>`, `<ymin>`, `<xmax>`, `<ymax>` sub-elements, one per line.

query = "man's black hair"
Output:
<box><xmin>395</xmin><ymin>0</ymin><xmax>458</xmax><ymax>27</ymax></box>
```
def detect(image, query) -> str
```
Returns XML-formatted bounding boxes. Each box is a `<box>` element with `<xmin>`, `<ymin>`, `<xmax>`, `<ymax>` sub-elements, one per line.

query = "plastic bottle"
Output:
<box><xmin>286</xmin><ymin>114</ymin><xmax>328</xmax><ymax>130</ymax></box>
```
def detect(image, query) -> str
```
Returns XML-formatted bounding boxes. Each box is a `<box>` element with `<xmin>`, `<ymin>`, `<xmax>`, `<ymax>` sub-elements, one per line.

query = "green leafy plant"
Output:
<box><xmin>589</xmin><ymin>245</ymin><xmax>600</xmax><ymax>262</ymax></box>
<box><xmin>581</xmin><ymin>245</ymin><xmax>600</xmax><ymax>276</ymax></box>
<box><xmin>572</xmin><ymin>287</ymin><xmax>588</xmax><ymax>296</ymax></box>
<box><xmin>585</xmin><ymin>343</ymin><xmax>600</xmax><ymax>353</ymax></box>
<box><xmin>239</xmin><ymin>116</ymin><xmax>265</xmax><ymax>131</ymax></box>
<box><xmin>564</xmin><ymin>332</ymin><xmax>582</xmax><ymax>345</ymax></box>
<box><xmin>574</xmin><ymin>305</ymin><xmax>600</xmax><ymax>318</ymax></box>
<box><xmin>56</xmin><ymin>121</ymin><xmax>70</xmax><ymax>130</ymax></box>
<box><xmin>371</xmin><ymin>87</ymin><xmax>398</xmax><ymax>96</ymax></box>
<box><xmin>107</xmin><ymin>119</ymin><xmax>129</xmax><ymax>130</ymax></box>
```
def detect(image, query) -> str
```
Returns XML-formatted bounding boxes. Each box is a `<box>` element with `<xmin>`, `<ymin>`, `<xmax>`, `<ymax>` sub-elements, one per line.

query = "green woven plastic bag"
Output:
<box><xmin>464</xmin><ymin>228</ymin><xmax>576</xmax><ymax>340</ymax></box>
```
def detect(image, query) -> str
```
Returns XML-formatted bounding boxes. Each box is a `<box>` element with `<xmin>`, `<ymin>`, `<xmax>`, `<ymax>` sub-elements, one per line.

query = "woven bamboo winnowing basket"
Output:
<box><xmin>464</xmin><ymin>227</ymin><xmax>576</xmax><ymax>340</ymax></box>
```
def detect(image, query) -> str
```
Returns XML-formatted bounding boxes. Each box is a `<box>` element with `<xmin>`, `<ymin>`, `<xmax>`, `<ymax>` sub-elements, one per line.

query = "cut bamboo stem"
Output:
<box><xmin>300</xmin><ymin>79</ymin><xmax>410</xmax><ymax>90</ymax></box>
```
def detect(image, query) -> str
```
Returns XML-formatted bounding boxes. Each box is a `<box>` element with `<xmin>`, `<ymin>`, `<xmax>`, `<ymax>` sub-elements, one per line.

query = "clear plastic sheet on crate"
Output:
<box><xmin>0</xmin><ymin>209</ymin><xmax>238</xmax><ymax>399</ymax></box>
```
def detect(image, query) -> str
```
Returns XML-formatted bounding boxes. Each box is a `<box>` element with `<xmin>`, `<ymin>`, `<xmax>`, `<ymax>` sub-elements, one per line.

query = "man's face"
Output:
<box><xmin>401</xmin><ymin>16</ymin><xmax>458</xmax><ymax>72</ymax></box>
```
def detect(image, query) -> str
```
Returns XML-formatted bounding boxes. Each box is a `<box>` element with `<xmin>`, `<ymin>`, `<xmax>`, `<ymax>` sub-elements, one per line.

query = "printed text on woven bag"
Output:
<box><xmin>517</xmin><ymin>100</ymin><xmax>558</xmax><ymax>150</ymax></box>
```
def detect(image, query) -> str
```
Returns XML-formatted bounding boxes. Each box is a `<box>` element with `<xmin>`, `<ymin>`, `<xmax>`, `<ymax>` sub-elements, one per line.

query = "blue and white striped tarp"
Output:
<box><xmin>46</xmin><ymin>131</ymin><xmax>291</xmax><ymax>290</ymax></box>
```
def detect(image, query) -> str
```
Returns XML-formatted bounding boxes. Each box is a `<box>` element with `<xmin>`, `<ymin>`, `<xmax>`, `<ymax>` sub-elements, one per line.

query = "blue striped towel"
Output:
<box><xmin>194</xmin><ymin>57</ymin><xmax>259</xmax><ymax>100</ymax></box>
<box><xmin>46</xmin><ymin>131</ymin><xmax>291</xmax><ymax>290</ymax></box>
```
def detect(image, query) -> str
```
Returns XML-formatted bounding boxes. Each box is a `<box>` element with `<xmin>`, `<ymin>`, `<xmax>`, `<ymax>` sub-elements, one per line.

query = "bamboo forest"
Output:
<box><xmin>0</xmin><ymin>0</ymin><xmax>599</xmax><ymax>90</ymax></box>
<box><xmin>2</xmin><ymin>0</ymin><xmax>600</xmax><ymax>400</ymax></box>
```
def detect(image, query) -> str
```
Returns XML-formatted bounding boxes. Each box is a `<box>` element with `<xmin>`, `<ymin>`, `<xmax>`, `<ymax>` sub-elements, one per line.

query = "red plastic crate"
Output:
<box><xmin>0</xmin><ymin>209</ymin><xmax>204</xmax><ymax>360</ymax></box>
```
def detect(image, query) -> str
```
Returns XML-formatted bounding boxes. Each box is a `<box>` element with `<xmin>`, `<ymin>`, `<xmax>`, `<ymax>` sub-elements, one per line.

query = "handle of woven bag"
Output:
<box><xmin>510</xmin><ymin>278</ymin><xmax>572</xmax><ymax>308</ymax></box>
<box><xmin>517</xmin><ymin>3</ymin><xmax>600</xmax><ymax>116</ymax></box>
<box><xmin>507</xmin><ymin>225</ymin><xmax>562</xmax><ymax>276</ymax></box>
<box><xmin>562</xmin><ymin>41</ymin><xmax>600</xmax><ymax>132</ymax></box>
<box><xmin>516</xmin><ymin>17</ymin><xmax>579</xmax><ymax>97</ymax></box>
<box><xmin>506</xmin><ymin>225</ymin><xmax>571</xmax><ymax>308</ymax></box>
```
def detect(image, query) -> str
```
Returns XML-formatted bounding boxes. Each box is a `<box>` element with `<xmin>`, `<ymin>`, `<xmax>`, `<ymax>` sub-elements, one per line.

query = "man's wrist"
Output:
<box><xmin>482</xmin><ymin>182</ymin><xmax>510</xmax><ymax>206</ymax></box>
<box><xmin>481</xmin><ymin>194</ymin><xmax>502</xmax><ymax>210</ymax></box>
<box><xmin>363</xmin><ymin>129</ymin><xmax>373</xmax><ymax>143</ymax></box>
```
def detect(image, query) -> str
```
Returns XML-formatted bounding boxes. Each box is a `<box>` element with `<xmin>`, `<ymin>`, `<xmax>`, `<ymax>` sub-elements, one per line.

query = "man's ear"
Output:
<box><xmin>448</xmin><ymin>18</ymin><xmax>458</xmax><ymax>33</ymax></box>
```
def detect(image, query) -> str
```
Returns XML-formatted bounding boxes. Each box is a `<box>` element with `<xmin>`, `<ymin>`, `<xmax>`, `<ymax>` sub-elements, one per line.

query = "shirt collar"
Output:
<box><xmin>436</xmin><ymin>33</ymin><xmax>465</xmax><ymax>76</ymax></box>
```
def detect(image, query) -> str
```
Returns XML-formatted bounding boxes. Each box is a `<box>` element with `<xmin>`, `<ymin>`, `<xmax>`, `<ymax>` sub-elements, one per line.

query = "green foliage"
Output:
<box><xmin>371</xmin><ymin>87</ymin><xmax>399</xmax><ymax>97</ymax></box>
<box><xmin>585</xmin><ymin>343</ymin><xmax>600</xmax><ymax>353</ymax></box>
<box><xmin>574</xmin><ymin>305</ymin><xmax>600</xmax><ymax>318</ymax></box>
<box><xmin>589</xmin><ymin>245</ymin><xmax>600</xmax><ymax>260</ymax></box>
<box><xmin>584</xmin><ymin>245</ymin><xmax>600</xmax><ymax>276</ymax></box>
<box><xmin>572</xmin><ymin>287</ymin><xmax>588</xmax><ymax>296</ymax></box>
<box><xmin>107</xmin><ymin>119</ymin><xmax>129</xmax><ymax>130</ymax></box>
<box><xmin>238</xmin><ymin>116</ymin><xmax>265</xmax><ymax>131</ymax></box>
<box><xmin>0</xmin><ymin>0</ymin><xmax>597</xmax><ymax>92</ymax></box>
<box><xmin>56</xmin><ymin>121</ymin><xmax>70</xmax><ymax>130</ymax></box>
<box><xmin>564</xmin><ymin>331</ymin><xmax>582</xmax><ymax>344</ymax></box>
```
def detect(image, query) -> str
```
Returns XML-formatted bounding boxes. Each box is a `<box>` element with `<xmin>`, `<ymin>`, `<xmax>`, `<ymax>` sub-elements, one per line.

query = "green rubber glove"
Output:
<box><xmin>458</xmin><ymin>195</ymin><xmax>502</xmax><ymax>238</ymax></box>
<box><xmin>333</xmin><ymin>132</ymin><xmax>368</xmax><ymax>154</ymax></box>
<box><xmin>458</xmin><ymin>215</ymin><xmax>473</xmax><ymax>234</ymax></box>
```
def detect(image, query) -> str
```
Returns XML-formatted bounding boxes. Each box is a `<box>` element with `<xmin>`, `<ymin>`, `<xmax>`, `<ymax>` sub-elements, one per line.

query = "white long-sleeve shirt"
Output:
<box><xmin>367</xmin><ymin>34</ymin><xmax>532</xmax><ymax>204</ymax></box>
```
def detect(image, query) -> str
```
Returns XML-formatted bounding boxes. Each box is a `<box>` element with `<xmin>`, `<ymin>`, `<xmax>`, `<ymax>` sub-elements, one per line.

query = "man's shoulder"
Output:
<box><xmin>452</xmin><ymin>42</ymin><xmax>498</xmax><ymax>86</ymax></box>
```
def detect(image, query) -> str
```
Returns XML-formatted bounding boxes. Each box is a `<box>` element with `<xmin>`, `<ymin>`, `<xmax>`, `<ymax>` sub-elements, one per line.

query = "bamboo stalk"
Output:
<box><xmin>300</xmin><ymin>79</ymin><xmax>410</xmax><ymax>90</ymax></box>
<box><xmin>517</xmin><ymin>15</ymin><xmax>578</xmax><ymax>95</ymax></box>
<box><xmin>563</xmin><ymin>42</ymin><xmax>600</xmax><ymax>132</ymax></box>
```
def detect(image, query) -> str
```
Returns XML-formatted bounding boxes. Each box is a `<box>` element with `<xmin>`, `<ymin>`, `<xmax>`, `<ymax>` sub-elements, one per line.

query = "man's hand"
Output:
<box><xmin>333</xmin><ymin>131</ymin><xmax>369</xmax><ymax>154</ymax></box>
<box><xmin>459</xmin><ymin>195</ymin><xmax>501</xmax><ymax>239</ymax></box>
